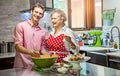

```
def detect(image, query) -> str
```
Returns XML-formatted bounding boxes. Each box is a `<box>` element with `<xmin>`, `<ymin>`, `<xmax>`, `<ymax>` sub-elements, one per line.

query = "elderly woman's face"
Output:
<box><xmin>51</xmin><ymin>13</ymin><xmax>63</xmax><ymax>27</ymax></box>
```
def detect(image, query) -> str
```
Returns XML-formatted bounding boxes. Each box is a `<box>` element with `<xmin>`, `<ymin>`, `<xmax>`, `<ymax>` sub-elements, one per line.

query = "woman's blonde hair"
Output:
<box><xmin>51</xmin><ymin>9</ymin><xmax>67</xmax><ymax>24</ymax></box>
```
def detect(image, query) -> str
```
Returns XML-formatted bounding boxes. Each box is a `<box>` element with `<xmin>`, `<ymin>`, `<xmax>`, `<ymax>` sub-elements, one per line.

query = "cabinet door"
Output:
<box><xmin>108</xmin><ymin>56</ymin><xmax>120</xmax><ymax>70</ymax></box>
<box><xmin>0</xmin><ymin>57</ymin><xmax>14</xmax><ymax>70</ymax></box>
<box><xmin>30</xmin><ymin>0</ymin><xmax>54</xmax><ymax>9</ymax></box>
<box><xmin>87</xmin><ymin>52</ymin><xmax>107</xmax><ymax>66</ymax></box>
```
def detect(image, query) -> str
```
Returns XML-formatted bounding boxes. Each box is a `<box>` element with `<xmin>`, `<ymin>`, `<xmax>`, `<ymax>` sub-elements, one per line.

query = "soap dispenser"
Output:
<box><xmin>113</xmin><ymin>41</ymin><xmax>118</xmax><ymax>49</ymax></box>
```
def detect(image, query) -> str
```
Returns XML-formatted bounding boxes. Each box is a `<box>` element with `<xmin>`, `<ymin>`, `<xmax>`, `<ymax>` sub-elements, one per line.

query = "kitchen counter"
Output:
<box><xmin>80</xmin><ymin>46</ymin><xmax>120</xmax><ymax>56</ymax></box>
<box><xmin>80</xmin><ymin>45</ymin><xmax>114</xmax><ymax>52</ymax></box>
<box><xmin>0</xmin><ymin>52</ymin><xmax>15</xmax><ymax>59</ymax></box>
<box><xmin>0</xmin><ymin>62</ymin><xmax>120</xmax><ymax>76</ymax></box>
<box><xmin>107</xmin><ymin>52</ymin><xmax>120</xmax><ymax>57</ymax></box>
<box><xmin>0</xmin><ymin>46</ymin><xmax>117</xmax><ymax>58</ymax></box>
<box><xmin>79</xmin><ymin>46</ymin><xmax>120</xmax><ymax>67</ymax></box>
<box><xmin>0</xmin><ymin>46</ymin><xmax>109</xmax><ymax>58</ymax></box>
<box><xmin>106</xmin><ymin>52</ymin><xmax>120</xmax><ymax>70</ymax></box>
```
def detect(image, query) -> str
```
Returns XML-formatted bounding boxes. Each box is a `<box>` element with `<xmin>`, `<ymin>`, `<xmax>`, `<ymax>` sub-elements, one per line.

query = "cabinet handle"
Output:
<box><xmin>109</xmin><ymin>59</ymin><xmax>120</xmax><ymax>63</ymax></box>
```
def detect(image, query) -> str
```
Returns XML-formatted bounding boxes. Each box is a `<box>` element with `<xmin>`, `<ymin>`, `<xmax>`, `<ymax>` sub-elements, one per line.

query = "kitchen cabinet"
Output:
<box><xmin>87</xmin><ymin>52</ymin><xmax>107</xmax><ymax>66</ymax></box>
<box><xmin>80</xmin><ymin>47</ymin><xmax>120</xmax><ymax>69</ymax></box>
<box><xmin>0</xmin><ymin>52</ymin><xmax>15</xmax><ymax>70</ymax></box>
<box><xmin>0</xmin><ymin>57</ymin><xmax>14</xmax><ymax>70</ymax></box>
<box><xmin>107</xmin><ymin>55</ymin><xmax>120</xmax><ymax>70</ymax></box>
<box><xmin>106</xmin><ymin>52</ymin><xmax>120</xmax><ymax>70</ymax></box>
<box><xmin>80</xmin><ymin>46</ymin><xmax>110</xmax><ymax>66</ymax></box>
<box><xmin>80</xmin><ymin>50</ymin><xmax>108</xmax><ymax>66</ymax></box>
<box><xmin>30</xmin><ymin>0</ymin><xmax>54</xmax><ymax>11</ymax></box>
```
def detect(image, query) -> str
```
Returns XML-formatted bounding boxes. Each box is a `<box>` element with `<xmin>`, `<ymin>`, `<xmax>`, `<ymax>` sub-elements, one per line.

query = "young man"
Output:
<box><xmin>13</xmin><ymin>3</ymin><xmax>48</xmax><ymax>69</ymax></box>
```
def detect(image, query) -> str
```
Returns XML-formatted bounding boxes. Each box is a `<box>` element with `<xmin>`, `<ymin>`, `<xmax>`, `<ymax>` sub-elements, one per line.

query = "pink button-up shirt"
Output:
<box><xmin>13</xmin><ymin>20</ymin><xmax>47</xmax><ymax>69</ymax></box>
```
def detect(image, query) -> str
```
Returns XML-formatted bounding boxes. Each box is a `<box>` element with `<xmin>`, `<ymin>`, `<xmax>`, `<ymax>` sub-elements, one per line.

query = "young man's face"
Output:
<box><xmin>31</xmin><ymin>7</ymin><xmax>44</xmax><ymax>22</ymax></box>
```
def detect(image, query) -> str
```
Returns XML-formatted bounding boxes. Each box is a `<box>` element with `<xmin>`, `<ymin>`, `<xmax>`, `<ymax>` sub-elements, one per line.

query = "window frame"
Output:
<box><xmin>67</xmin><ymin>0</ymin><xmax>103</xmax><ymax>31</ymax></box>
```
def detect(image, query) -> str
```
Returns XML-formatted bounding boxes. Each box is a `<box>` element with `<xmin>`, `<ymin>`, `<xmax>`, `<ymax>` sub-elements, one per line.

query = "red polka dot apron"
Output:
<box><xmin>46</xmin><ymin>34</ymin><xmax>67</xmax><ymax>63</ymax></box>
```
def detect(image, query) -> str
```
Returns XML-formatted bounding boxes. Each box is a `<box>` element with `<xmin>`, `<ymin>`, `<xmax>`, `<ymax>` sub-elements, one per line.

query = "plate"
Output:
<box><xmin>51</xmin><ymin>66</ymin><xmax>70</xmax><ymax>74</ymax></box>
<box><xmin>63</xmin><ymin>56</ymin><xmax>91</xmax><ymax>63</ymax></box>
<box><xmin>53</xmin><ymin>63</ymin><xmax>72</xmax><ymax>68</ymax></box>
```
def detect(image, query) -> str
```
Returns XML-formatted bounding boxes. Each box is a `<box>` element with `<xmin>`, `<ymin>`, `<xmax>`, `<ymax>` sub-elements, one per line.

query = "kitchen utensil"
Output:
<box><xmin>88</xmin><ymin>30</ymin><xmax>102</xmax><ymax>47</ymax></box>
<box><xmin>7</xmin><ymin>42</ymin><xmax>15</xmax><ymax>52</ymax></box>
<box><xmin>0</xmin><ymin>41</ymin><xmax>7</xmax><ymax>53</ymax></box>
<box><xmin>63</xmin><ymin>56</ymin><xmax>90</xmax><ymax>75</ymax></box>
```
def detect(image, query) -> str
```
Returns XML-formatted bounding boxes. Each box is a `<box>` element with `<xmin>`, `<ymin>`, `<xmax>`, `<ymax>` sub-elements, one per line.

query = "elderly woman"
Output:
<box><xmin>45</xmin><ymin>9</ymin><xmax>79</xmax><ymax>63</ymax></box>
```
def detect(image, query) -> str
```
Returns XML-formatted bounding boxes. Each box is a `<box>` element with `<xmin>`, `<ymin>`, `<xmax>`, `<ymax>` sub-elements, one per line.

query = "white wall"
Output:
<box><xmin>102</xmin><ymin>0</ymin><xmax>120</xmax><ymax>48</ymax></box>
<box><xmin>103</xmin><ymin>0</ymin><xmax>120</xmax><ymax>25</ymax></box>
<box><xmin>0</xmin><ymin>0</ymin><xmax>30</xmax><ymax>42</ymax></box>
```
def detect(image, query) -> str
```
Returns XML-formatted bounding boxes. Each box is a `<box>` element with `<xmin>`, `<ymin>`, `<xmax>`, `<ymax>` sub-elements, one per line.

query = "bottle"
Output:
<box><xmin>113</xmin><ymin>42</ymin><xmax>118</xmax><ymax>49</ymax></box>
<box><xmin>109</xmin><ymin>38</ymin><xmax>114</xmax><ymax>48</ymax></box>
<box><xmin>1</xmin><ymin>41</ymin><xmax>7</xmax><ymax>53</ymax></box>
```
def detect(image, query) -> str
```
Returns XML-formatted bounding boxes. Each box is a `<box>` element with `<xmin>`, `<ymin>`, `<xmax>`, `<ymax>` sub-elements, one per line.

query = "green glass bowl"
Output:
<box><xmin>32</xmin><ymin>54</ymin><xmax>58</xmax><ymax>68</ymax></box>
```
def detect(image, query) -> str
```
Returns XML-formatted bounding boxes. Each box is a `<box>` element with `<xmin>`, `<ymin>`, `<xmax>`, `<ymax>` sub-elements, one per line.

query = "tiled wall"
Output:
<box><xmin>0</xmin><ymin>0</ymin><xmax>53</xmax><ymax>42</ymax></box>
<box><xmin>0</xmin><ymin>0</ymin><xmax>30</xmax><ymax>42</ymax></box>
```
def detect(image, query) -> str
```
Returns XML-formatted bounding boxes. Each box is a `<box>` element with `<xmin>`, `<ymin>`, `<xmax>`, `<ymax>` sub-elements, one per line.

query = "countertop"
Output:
<box><xmin>106</xmin><ymin>52</ymin><xmax>120</xmax><ymax>57</ymax></box>
<box><xmin>0</xmin><ymin>46</ymin><xmax>119</xmax><ymax>58</ymax></box>
<box><xmin>80</xmin><ymin>45</ymin><xmax>114</xmax><ymax>52</ymax></box>
<box><xmin>80</xmin><ymin>45</ymin><xmax>120</xmax><ymax>57</ymax></box>
<box><xmin>0</xmin><ymin>62</ymin><xmax>120</xmax><ymax>76</ymax></box>
<box><xmin>0</xmin><ymin>52</ymin><xmax>15</xmax><ymax>58</ymax></box>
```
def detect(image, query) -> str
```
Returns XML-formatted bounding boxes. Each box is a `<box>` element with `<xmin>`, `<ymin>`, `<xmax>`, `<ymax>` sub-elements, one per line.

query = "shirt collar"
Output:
<box><xmin>51</xmin><ymin>26</ymin><xmax>68</xmax><ymax>36</ymax></box>
<box><xmin>27</xmin><ymin>19</ymin><xmax>41</xmax><ymax>30</ymax></box>
<box><xmin>52</xmin><ymin>26</ymin><xmax>67</xmax><ymax>32</ymax></box>
<box><xmin>62</xmin><ymin>25</ymin><xmax>68</xmax><ymax>31</ymax></box>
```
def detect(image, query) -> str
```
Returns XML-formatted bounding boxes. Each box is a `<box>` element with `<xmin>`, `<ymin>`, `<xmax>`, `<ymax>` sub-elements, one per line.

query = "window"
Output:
<box><xmin>68</xmin><ymin>0</ymin><xmax>85</xmax><ymax>29</ymax></box>
<box><xmin>54</xmin><ymin>0</ymin><xmax>68</xmax><ymax>26</ymax></box>
<box><xmin>94</xmin><ymin>0</ymin><xmax>102</xmax><ymax>27</ymax></box>
<box><xmin>53</xmin><ymin>0</ymin><xmax>102</xmax><ymax>30</ymax></box>
<box><xmin>68</xmin><ymin>0</ymin><xmax>102</xmax><ymax>30</ymax></box>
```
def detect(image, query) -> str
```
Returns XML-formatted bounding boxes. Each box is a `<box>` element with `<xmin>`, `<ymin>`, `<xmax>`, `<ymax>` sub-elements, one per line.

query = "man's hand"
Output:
<box><xmin>30</xmin><ymin>49</ymin><xmax>40</xmax><ymax>57</ymax></box>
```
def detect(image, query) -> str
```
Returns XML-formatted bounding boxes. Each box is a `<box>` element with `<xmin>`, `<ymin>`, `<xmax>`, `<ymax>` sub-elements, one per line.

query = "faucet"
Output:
<box><xmin>110</xmin><ymin>26</ymin><xmax>120</xmax><ymax>49</ymax></box>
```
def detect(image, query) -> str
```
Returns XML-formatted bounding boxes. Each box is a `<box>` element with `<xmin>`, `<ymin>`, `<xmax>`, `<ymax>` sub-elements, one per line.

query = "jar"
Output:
<box><xmin>0</xmin><ymin>41</ymin><xmax>8</xmax><ymax>53</ymax></box>
<box><xmin>113</xmin><ymin>42</ymin><xmax>118</xmax><ymax>49</ymax></box>
<box><xmin>7</xmin><ymin>42</ymin><xmax>15</xmax><ymax>52</ymax></box>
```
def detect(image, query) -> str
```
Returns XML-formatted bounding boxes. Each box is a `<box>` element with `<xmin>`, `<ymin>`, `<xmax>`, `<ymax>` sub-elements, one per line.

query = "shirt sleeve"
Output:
<box><xmin>64</xmin><ymin>28</ymin><xmax>79</xmax><ymax>53</ymax></box>
<box><xmin>13</xmin><ymin>23</ymin><xmax>24</xmax><ymax>46</ymax></box>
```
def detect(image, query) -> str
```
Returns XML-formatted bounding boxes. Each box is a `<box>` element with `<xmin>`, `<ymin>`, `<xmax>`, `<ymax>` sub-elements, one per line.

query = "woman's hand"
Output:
<box><xmin>70</xmin><ymin>43</ymin><xmax>76</xmax><ymax>49</ymax></box>
<box><xmin>64</xmin><ymin>35</ymin><xmax>76</xmax><ymax>49</ymax></box>
<box><xmin>64</xmin><ymin>35</ymin><xmax>72</xmax><ymax>43</ymax></box>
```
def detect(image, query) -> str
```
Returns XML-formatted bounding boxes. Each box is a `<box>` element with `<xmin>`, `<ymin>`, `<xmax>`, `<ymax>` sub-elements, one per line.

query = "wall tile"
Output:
<box><xmin>0</xmin><ymin>0</ymin><xmax>30</xmax><ymax>42</ymax></box>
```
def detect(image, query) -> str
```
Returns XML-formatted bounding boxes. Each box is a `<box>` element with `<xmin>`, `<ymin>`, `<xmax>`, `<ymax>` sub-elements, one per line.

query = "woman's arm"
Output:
<box><xmin>64</xmin><ymin>28</ymin><xmax>79</xmax><ymax>52</ymax></box>
<box><xmin>64</xmin><ymin>35</ymin><xmax>76</xmax><ymax>49</ymax></box>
